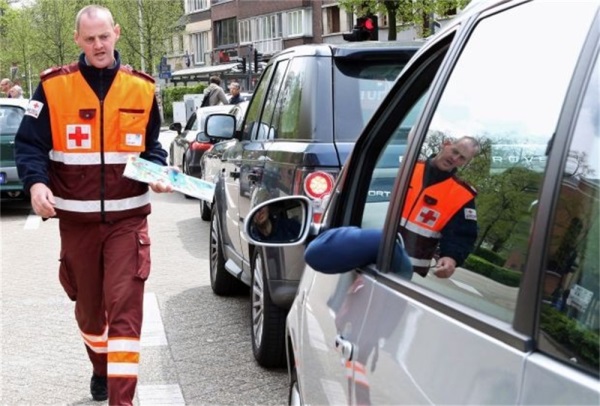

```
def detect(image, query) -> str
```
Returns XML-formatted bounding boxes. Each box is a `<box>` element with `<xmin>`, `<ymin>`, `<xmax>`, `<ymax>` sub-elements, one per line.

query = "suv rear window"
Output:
<box><xmin>333</xmin><ymin>59</ymin><xmax>408</xmax><ymax>142</ymax></box>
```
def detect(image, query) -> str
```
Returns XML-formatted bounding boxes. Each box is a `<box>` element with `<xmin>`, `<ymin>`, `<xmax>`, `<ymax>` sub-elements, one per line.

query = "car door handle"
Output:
<box><xmin>229</xmin><ymin>171</ymin><xmax>240</xmax><ymax>180</ymax></box>
<box><xmin>335</xmin><ymin>334</ymin><xmax>354</xmax><ymax>361</ymax></box>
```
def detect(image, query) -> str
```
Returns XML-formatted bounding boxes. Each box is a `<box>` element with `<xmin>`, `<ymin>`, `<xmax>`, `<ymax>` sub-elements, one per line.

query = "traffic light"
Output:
<box><xmin>342</xmin><ymin>15</ymin><xmax>378</xmax><ymax>42</ymax></box>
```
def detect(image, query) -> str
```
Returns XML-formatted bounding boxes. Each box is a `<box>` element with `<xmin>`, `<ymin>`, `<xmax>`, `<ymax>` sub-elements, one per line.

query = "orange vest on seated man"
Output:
<box><xmin>41</xmin><ymin>64</ymin><xmax>154</xmax><ymax>223</ymax></box>
<box><xmin>400</xmin><ymin>161</ymin><xmax>477</xmax><ymax>277</ymax></box>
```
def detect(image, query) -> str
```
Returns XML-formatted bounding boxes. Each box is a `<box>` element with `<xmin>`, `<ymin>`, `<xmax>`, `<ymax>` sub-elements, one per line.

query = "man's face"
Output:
<box><xmin>74</xmin><ymin>11</ymin><xmax>120</xmax><ymax>69</ymax></box>
<box><xmin>432</xmin><ymin>139</ymin><xmax>478</xmax><ymax>172</ymax></box>
<box><xmin>0</xmin><ymin>81</ymin><xmax>10</xmax><ymax>93</ymax></box>
<box><xmin>229</xmin><ymin>85</ymin><xmax>240</xmax><ymax>96</ymax></box>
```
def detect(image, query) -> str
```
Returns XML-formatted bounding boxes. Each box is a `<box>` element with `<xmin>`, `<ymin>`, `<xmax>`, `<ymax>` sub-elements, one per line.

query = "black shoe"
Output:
<box><xmin>90</xmin><ymin>373</ymin><xmax>108</xmax><ymax>401</ymax></box>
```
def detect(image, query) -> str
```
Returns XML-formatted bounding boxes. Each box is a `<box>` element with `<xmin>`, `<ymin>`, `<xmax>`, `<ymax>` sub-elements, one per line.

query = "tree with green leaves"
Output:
<box><xmin>0</xmin><ymin>0</ymin><xmax>183</xmax><ymax>95</ymax></box>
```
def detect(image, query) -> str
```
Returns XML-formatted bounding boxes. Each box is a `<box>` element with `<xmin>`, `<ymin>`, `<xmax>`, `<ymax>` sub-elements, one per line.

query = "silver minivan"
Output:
<box><xmin>245</xmin><ymin>0</ymin><xmax>600</xmax><ymax>404</ymax></box>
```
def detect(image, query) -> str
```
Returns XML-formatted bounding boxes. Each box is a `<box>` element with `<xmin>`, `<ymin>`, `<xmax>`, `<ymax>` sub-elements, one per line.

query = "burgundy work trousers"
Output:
<box><xmin>58</xmin><ymin>216</ymin><xmax>151</xmax><ymax>406</ymax></box>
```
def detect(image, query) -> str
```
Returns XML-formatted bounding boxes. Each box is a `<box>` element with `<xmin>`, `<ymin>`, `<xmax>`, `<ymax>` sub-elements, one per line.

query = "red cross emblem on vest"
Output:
<box><xmin>66</xmin><ymin>124</ymin><xmax>91</xmax><ymax>149</ymax></box>
<box><xmin>417</xmin><ymin>207</ymin><xmax>440</xmax><ymax>226</ymax></box>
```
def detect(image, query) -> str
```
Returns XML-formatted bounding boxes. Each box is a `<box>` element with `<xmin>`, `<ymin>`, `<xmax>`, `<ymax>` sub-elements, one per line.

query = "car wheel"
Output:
<box><xmin>210</xmin><ymin>207</ymin><xmax>244</xmax><ymax>295</ymax></box>
<box><xmin>288</xmin><ymin>364</ymin><xmax>301</xmax><ymax>406</ymax></box>
<box><xmin>200</xmin><ymin>199</ymin><xmax>211</xmax><ymax>221</ymax></box>
<box><xmin>250</xmin><ymin>249</ymin><xmax>287</xmax><ymax>368</ymax></box>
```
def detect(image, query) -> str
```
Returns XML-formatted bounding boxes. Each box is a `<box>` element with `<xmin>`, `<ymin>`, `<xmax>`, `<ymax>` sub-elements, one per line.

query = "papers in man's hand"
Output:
<box><xmin>123</xmin><ymin>156</ymin><xmax>215</xmax><ymax>202</ymax></box>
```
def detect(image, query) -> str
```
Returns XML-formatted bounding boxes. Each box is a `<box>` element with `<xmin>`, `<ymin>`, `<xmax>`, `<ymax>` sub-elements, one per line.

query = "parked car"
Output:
<box><xmin>199</xmin><ymin>101</ymin><xmax>249</xmax><ymax>221</ymax></box>
<box><xmin>168</xmin><ymin>104</ymin><xmax>237</xmax><ymax>181</ymax></box>
<box><xmin>204</xmin><ymin>42</ymin><xmax>420</xmax><ymax>367</ymax></box>
<box><xmin>0</xmin><ymin>98</ymin><xmax>29</xmax><ymax>201</ymax></box>
<box><xmin>244</xmin><ymin>0</ymin><xmax>600</xmax><ymax>404</ymax></box>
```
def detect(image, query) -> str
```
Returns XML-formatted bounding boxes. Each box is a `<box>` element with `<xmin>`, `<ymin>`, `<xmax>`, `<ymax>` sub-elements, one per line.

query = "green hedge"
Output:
<box><xmin>464</xmin><ymin>255</ymin><xmax>522</xmax><ymax>287</ymax></box>
<box><xmin>474</xmin><ymin>247</ymin><xmax>506</xmax><ymax>266</ymax></box>
<box><xmin>161</xmin><ymin>84</ymin><xmax>207</xmax><ymax>125</ymax></box>
<box><xmin>540</xmin><ymin>305</ymin><xmax>599</xmax><ymax>369</ymax></box>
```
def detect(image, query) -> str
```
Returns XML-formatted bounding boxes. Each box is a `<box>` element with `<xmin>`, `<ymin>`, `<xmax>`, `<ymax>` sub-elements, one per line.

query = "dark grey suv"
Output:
<box><xmin>205</xmin><ymin>42</ymin><xmax>419</xmax><ymax>367</ymax></box>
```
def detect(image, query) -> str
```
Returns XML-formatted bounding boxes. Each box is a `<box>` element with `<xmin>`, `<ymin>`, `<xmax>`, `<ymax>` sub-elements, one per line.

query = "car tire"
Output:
<box><xmin>288</xmin><ymin>364</ymin><xmax>301</xmax><ymax>406</ymax></box>
<box><xmin>250</xmin><ymin>249</ymin><xmax>287</xmax><ymax>368</ymax></box>
<box><xmin>210</xmin><ymin>207</ymin><xmax>244</xmax><ymax>295</ymax></box>
<box><xmin>200</xmin><ymin>199</ymin><xmax>211</xmax><ymax>221</ymax></box>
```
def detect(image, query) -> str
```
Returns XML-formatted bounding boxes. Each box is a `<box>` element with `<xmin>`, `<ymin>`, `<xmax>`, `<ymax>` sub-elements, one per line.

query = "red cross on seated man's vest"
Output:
<box><xmin>67</xmin><ymin>124</ymin><xmax>91</xmax><ymax>149</ymax></box>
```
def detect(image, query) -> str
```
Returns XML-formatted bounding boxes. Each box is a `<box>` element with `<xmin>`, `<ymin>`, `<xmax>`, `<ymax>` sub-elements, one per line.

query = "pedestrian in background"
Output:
<box><xmin>14</xmin><ymin>5</ymin><xmax>172</xmax><ymax>405</ymax></box>
<box><xmin>8</xmin><ymin>84</ymin><xmax>24</xmax><ymax>98</ymax></box>
<box><xmin>228</xmin><ymin>81</ymin><xmax>242</xmax><ymax>104</ymax></box>
<box><xmin>1</xmin><ymin>78</ymin><xmax>13</xmax><ymax>97</ymax></box>
<box><xmin>201</xmin><ymin>75</ymin><xmax>228</xmax><ymax>106</ymax></box>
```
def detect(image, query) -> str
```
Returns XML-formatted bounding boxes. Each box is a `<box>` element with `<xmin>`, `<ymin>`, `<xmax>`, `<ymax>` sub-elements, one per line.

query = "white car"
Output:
<box><xmin>245</xmin><ymin>0</ymin><xmax>600</xmax><ymax>404</ymax></box>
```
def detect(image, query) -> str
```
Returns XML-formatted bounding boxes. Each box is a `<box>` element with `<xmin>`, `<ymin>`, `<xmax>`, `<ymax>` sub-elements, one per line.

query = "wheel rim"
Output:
<box><xmin>252</xmin><ymin>254</ymin><xmax>265</xmax><ymax>349</ymax></box>
<box><xmin>210</xmin><ymin>213</ymin><xmax>219</xmax><ymax>282</ymax></box>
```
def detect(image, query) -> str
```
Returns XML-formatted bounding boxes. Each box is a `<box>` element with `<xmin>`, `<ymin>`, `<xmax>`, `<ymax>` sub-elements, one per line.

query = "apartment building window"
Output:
<box><xmin>257</xmin><ymin>14</ymin><xmax>279</xmax><ymax>40</ymax></box>
<box><xmin>323</xmin><ymin>5</ymin><xmax>341</xmax><ymax>35</ymax></box>
<box><xmin>283</xmin><ymin>8</ymin><xmax>312</xmax><ymax>37</ymax></box>
<box><xmin>186</xmin><ymin>0</ymin><xmax>209</xmax><ymax>13</ymax></box>
<box><xmin>190</xmin><ymin>31</ymin><xmax>209</xmax><ymax>65</ymax></box>
<box><xmin>215</xmin><ymin>18</ymin><xmax>238</xmax><ymax>47</ymax></box>
<box><xmin>239</xmin><ymin>20</ymin><xmax>251</xmax><ymax>44</ymax></box>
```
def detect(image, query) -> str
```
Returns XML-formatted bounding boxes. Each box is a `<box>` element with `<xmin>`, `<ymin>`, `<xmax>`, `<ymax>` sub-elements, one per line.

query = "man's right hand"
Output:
<box><xmin>30</xmin><ymin>183</ymin><xmax>56</xmax><ymax>218</ymax></box>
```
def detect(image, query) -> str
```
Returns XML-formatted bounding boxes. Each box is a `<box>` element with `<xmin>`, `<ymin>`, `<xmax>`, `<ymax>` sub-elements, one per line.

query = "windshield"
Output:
<box><xmin>0</xmin><ymin>106</ymin><xmax>25</xmax><ymax>135</ymax></box>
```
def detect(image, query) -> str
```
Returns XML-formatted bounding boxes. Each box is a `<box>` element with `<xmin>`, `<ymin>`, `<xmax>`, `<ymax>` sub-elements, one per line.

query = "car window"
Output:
<box><xmin>333</xmin><ymin>58</ymin><xmax>411</xmax><ymax>142</ymax></box>
<box><xmin>257</xmin><ymin>59</ymin><xmax>290</xmax><ymax>141</ymax></box>
<box><xmin>362</xmin><ymin>93</ymin><xmax>428</xmax><ymax>229</ymax></box>
<box><xmin>538</xmin><ymin>52</ymin><xmax>599</xmax><ymax>376</ymax></box>
<box><xmin>270</xmin><ymin>57</ymin><xmax>310</xmax><ymax>141</ymax></box>
<box><xmin>0</xmin><ymin>106</ymin><xmax>25</xmax><ymax>134</ymax></box>
<box><xmin>391</xmin><ymin>1</ymin><xmax>596</xmax><ymax>324</ymax></box>
<box><xmin>242</xmin><ymin>65</ymin><xmax>273</xmax><ymax>141</ymax></box>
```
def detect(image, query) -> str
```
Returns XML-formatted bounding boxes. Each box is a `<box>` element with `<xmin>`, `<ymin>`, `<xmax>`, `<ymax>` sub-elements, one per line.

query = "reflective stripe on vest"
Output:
<box><xmin>49</xmin><ymin>150</ymin><xmax>138</xmax><ymax>165</ymax></box>
<box><xmin>54</xmin><ymin>192</ymin><xmax>150</xmax><ymax>213</ymax></box>
<box><xmin>400</xmin><ymin>217</ymin><xmax>442</xmax><ymax>239</ymax></box>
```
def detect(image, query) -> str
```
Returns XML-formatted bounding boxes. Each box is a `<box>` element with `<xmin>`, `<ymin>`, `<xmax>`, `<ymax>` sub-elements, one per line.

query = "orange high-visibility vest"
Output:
<box><xmin>400</xmin><ymin>161</ymin><xmax>475</xmax><ymax>276</ymax></box>
<box><xmin>42</xmin><ymin>63</ymin><xmax>155</xmax><ymax>222</ymax></box>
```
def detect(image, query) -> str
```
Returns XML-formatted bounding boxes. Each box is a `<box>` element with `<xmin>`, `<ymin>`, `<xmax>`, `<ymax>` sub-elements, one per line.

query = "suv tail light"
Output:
<box><xmin>294</xmin><ymin>170</ymin><xmax>337</xmax><ymax>223</ymax></box>
<box><xmin>190</xmin><ymin>141</ymin><xmax>212</xmax><ymax>152</ymax></box>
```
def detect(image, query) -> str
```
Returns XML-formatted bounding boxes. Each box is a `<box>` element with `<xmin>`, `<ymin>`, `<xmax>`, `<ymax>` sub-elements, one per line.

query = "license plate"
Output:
<box><xmin>0</xmin><ymin>172</ymin><xmax>6</xmax><ymax>185</ymax></box>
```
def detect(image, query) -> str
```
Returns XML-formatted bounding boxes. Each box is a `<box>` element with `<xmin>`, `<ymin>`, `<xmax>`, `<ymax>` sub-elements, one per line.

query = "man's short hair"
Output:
<box><xmin>229</xmin><ymin>82</ymin><xmax>240</xmax><ymax>89</ymax></box>
<box><xmin>209</xmin><ymin>76</ymin><xmax>221</xmax><ymax>85</ymax></box>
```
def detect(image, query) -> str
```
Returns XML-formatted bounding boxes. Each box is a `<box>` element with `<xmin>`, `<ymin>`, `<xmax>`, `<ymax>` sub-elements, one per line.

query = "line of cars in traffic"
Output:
<box><xmin>186</xmin><ymin>0</ymin><xmax>599</xmax><ymax>405</ymax></box>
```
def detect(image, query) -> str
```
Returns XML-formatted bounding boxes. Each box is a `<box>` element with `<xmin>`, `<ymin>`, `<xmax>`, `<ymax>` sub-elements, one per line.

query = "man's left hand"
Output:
<box><xmin>433</xmin><ymin>257</ymin><xmax>456</xmax><ymax>278</ymax></box>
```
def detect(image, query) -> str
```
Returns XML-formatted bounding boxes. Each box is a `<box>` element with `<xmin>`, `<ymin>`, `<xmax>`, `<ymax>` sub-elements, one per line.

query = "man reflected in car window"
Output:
<box><xmin>305</xmin><ymin>136</ymin><xmax>480</xmax><ymax>279</ymax></box>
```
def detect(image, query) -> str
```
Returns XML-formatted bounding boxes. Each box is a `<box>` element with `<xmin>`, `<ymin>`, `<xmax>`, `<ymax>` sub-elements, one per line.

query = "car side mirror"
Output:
<box><xmin>206</xmin><ymin>114</ymin><xmax>236</xmax><ymax>139</ymax></box>
<box><xmin>244</xmin><ymin>196</ymin><xmax>313</xmax><ymax>246</ymax></box>
<box><xmin>169</xmin><ymin>122</ymin><xmax>182</xmax><ymax>134</ymax></box>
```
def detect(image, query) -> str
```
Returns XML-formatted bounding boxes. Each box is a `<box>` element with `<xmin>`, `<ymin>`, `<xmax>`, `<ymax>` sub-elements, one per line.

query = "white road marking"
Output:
<box><xmin>139</xmin><ymin>294</ymin><xmax>185</xmax><ymax>405</ymax></box>
<box><xmin>24</xmin><ymin>214</ymin><xmax>41</xmax><ymax>230</ymax></box>
<box><xmin>137</xmin><ymin>384</ymin><xmax>185</xmax><ymax>405</ymax></box>
<box><xmin>141</xmin><ymin>292</ymin><xmax>168</xmax><ymax>346</ymax></box>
